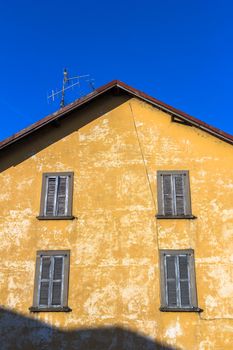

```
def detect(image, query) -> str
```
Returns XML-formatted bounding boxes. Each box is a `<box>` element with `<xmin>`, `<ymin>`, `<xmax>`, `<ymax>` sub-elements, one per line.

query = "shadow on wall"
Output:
<box><xmin>0</xmin><ymin>307</ymin><xmax>177</xmax><ymax>350</ymax></box>
<box><xmin>0</xmin><ymin>90</ymin><xmax>130</xmax><ymax>172</ymax></box>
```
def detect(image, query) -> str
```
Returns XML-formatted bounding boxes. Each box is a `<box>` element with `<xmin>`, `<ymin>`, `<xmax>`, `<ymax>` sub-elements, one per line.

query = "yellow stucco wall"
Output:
<box><xmin>0</xmin><ymin>96</ymin><xmax>233</xmax><ymax>349</ymax></box>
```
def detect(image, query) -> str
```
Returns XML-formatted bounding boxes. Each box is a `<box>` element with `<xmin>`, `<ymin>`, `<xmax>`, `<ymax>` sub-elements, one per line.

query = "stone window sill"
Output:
<box><xmin>36</xmin><ymin>215</ymin><xmax>75</xmax><ymax>220</ymax></box>
<box><xmin>160</xmin><ymin>306</ymin><xmax>203</xmax><ymax>312</ymax></box>
<box><xmin>156</xmin><ymin>215</ymin><xmax>197</xmax><ymax>220</ymax></box>
<box><xmin>29</xmin><ymin>306</ymin><xmax>72</xmax><ymax>312</ymax></box>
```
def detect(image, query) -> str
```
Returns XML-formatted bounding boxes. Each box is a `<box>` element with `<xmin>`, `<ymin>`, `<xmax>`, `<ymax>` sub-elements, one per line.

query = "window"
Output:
<box><xmin>29</xmin><ymin>250</ymin><xmax>71</xmax><ymax>312</ymax></box>
<box><xmin>159</xmin><ymin>249</ymin><xmax>199</xmax><ymax>311</ymax></box>
<box><xmin>38</xmin><ymin>172</ymin><xmax>74</xmax><ymax>219</ymax></box>
<box><xmin>157</xmin><ymin>171</ymin><xmax>193</xmax><ymax>218</ymax></box>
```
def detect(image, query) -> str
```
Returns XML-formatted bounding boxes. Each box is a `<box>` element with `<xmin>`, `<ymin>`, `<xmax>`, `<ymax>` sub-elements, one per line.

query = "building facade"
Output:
<box><xmin>0</xmin><ymin>81</ymin><xmax>233</xmax><ymax>349</ymax></box>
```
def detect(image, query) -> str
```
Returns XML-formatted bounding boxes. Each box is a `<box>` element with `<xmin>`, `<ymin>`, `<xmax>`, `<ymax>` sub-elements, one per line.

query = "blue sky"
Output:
<box><xmin>0</xmin><ymin>0</ymin><xmax>232</xmax><ymax>141</ymax></box>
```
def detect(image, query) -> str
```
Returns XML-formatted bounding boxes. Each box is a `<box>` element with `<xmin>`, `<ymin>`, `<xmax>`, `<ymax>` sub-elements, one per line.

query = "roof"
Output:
<box><xmin>0</xmin><ymin>80</ymin><xmax>232</xmax><ymax>151</ymax></box>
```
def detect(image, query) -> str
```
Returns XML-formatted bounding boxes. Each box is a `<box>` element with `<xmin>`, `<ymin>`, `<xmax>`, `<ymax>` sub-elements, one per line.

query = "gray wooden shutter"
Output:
<box><xmin>162</xmin><ymin>175</ymin><xmax>173</xmax><ymax>215</ymax></box>
<box><xmin>165</xmin><ymin>255</ymin><xmax>177</xmax><ymax>306</ymax></box>
<box><xmin>56</xmin><ymin>177</ymin><xmax>67</xmax><ymax>216</ymax></box>
<box><xmin>178</xmin><ymin>255</ymin><xmax>190</xmax><ymax>306</ymax></box>
<box><xmin>45</xmin><ymin>177</ymin><xmax>56</xmax><ymax>216</ymax></box>
<box><xmin>174</xmin><ymin>175</ymin><xmax>185</xmax><ymax>215</ymax></box>
<box><xmin>52</xmin><ymin>282</ymin><xmax>62</xmax><ymax>305</ymax></box>
<box><xmin>39</xmin><ymin>257</ymin><xmax>51</xmax><ymax>306</ymax></box>
<box><xmin>39</xmin><ymin>282</ymin><xmax>49</xmax><ymax>305</ymax></box>
<box><xmin>51</xmin><ymin>257</ymin><xmax>63</xmax><ymax>305</ymax></box>
<box><xmin>53</xmin><ymin>257</ymin><xmax>63</xmax><ymax>279</ymax></box>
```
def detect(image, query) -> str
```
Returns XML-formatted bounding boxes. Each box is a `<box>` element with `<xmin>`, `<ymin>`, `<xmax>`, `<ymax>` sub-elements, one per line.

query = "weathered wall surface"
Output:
<box><xmin>0</xmin><ymin>96</ymin><xmax>233</xmax><ymax>349</ymax></box>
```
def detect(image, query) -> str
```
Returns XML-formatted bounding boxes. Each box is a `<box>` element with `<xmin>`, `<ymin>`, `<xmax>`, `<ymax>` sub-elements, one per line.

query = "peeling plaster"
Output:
<box><xmin>0</xmin><ymin>193</ymin><xmax>10</xmax><ymax>200</ymax></box>
<box><xmin>207</xmin><ymin>267</ymin><xmax>233</xmax><ymax>298</ymax></box>
<box><xmin>84</xmin><ymin>284</ymin><xmax>118</xmax><ymax>317</ymax></box>
<box><xmin>79</xmin><ymin>118</ymin><xmax>110</xmax><ymax>142</ymax></box>
<box><xmin>205</xmin><ymin>295</ymin><xmax>219</xmax><ymax>311</ymax></box>
<box><xmin>165</xmin><ymin>321</ymin><xmax>183</xmax><ymax>339</ymax></box>
<box><xmin>222</xmin><ymin>209</ymin><xmax>233</xmax><ymax>222</ymax></box>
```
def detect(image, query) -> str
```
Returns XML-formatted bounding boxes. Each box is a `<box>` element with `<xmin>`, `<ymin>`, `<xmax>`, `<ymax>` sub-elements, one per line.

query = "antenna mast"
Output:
<box><xmin>60</xmin><ymin>68</ymin><xmax>68</xmax><ymax>108</ymax></box>
<box><xmin>48</xmin><ymin>69</ymin><xmax>95</xmax><ymax>108</ymax></box>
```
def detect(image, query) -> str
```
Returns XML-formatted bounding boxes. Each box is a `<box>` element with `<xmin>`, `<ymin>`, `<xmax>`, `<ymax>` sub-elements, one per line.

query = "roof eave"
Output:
<box><xmin>0</xmin><ymin>79</ymin><xmax>232</xmax><ymax>151</ymax></box>
<box><xmin>115</xmin><ymin>81</ymin><xmax>233</xmax><ymax>145</ymax></box>
<box><xmin>0</xmin><ymin>80</ymin><xmax>119</xmax><ymax>151</ymax></box>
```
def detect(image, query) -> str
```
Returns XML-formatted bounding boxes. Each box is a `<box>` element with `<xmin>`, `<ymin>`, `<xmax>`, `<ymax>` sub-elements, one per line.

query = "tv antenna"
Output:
<box><xmin>48</xmin><ymin>69</ymin><xmax>95</xmax><ymax>108</ymax></box>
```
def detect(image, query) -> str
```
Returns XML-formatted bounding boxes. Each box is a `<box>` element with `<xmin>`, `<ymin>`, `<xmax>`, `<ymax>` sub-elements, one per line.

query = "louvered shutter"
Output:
<box><xmin>160</xmin><ymin>250</ymin><xmax>197</xmax><ymax>310</ymax></box>
<box><xmin>53</xmin><ymin>257</ymin><xmax>63</xmax><ymax>279</ymax></box>
<box><xmin>39</xmin><ymin>282</ymin><xmax>49</xmax><ymax>305</ymax></box>
<box><xmin>56</xmin><ymin>177</ymin><xmax>67</xmax><ymax>216</ymax></box>
<box><xmin>178</xmin><ymin>255</ymin><xmax>190</xmax><ymax>306</ymax></box>
<box><xmin>52</xmin><ymin>282</ymin><xmax>62</xmax><ymax>305</ymax></box>
<box><xmin>45</xmin><ymin>177</ymin><xmax>56</xmax><ymax>216</ymax></box>
<box><xmin>162</xmin><ymin>175</ymin><xmax>173</xmax><ymax>215</ymax></box>
<box><xmin>165</xmin><ymin>255</ymin><xmax>177</xmax><ymax>306</ymax></box>
<box><xmin>39</xmin><ymin>257</ymin><xmax>51</xmax><ymax>306</ymax></box>
<box><xmin>33</xmin><ymin>251</ymin><xmax>70</xmax><ymax>310</ymax></box>
<box><xmin>41</xmin><ymin>257</ymin><xmax>51</xmax><ymax>279</ymax></box>
<box><xmin>51</xmin><ymin>257</ymin><xmax>63</xmax><ymax>305</ymax></box>
<box><xmin>174</xmin><ymin>175</ymin><xmax>185</xmax><ymax>215</ymax></box>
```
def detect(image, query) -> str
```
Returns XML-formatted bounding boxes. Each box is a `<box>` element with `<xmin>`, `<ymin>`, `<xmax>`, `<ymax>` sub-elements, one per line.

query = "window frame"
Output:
<box><xmin>159</xmin><ymin>249</ymin><xmax>200</xmax><ymax>312</ymax></box>
<box><xmin>37</xmin><ymin>172</ymin><xmax>74</xmax><ymax>220</ymax></box>
<box><xmin>157</xmin><ymin>170</ymin><xmax>194</xmax><ymax>219</ymax></box>
<box><xmin>29</xmin><ymin>250</ymin><xmax>71</xmax><ymax>312</ymax></box>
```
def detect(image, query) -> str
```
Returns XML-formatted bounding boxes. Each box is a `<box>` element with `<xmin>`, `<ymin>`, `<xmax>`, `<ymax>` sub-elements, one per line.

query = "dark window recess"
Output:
<box><xmin>30</xmin><ymin>250</ymin><xmax>71</xmax><ymax>312</ymax></box>
<box><xmin>159</xmin><ymin>250</ymin><xmax>199</xmax><ymax>311</ymax></box>
<box><xmin>38</xmin><ymin>172</ymin><xmax>74</xmax><ymax>219</ymax></box>
<box><xmin>157</xmin><ymin>171</ymin><xmax>192</xmax><ymax>218</ymax></box>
